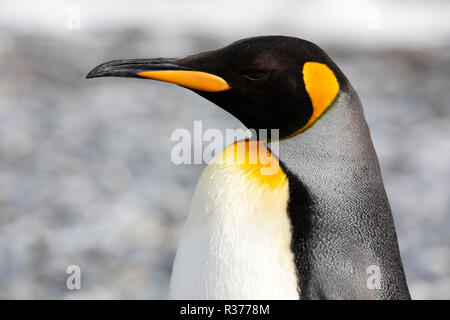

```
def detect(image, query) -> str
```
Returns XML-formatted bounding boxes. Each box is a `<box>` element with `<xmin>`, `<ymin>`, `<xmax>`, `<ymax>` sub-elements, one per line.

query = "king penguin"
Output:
<box><xmin>86</xmin><ymin>36</ymin><xmax>411</xmax><ymax>300</ymax></box>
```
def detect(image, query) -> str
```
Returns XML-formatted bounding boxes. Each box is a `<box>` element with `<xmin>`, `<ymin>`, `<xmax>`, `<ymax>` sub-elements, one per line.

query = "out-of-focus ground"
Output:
<box><xmin>0</xmin><ymin>0</ymin><xmax>449</xmax><ymax>299</ymax></box>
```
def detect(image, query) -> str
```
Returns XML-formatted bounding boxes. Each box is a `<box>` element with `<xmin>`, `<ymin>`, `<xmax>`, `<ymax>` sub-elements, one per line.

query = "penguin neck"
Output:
<box><xmin>277</xmin><ymin>86</ymin><xmax>382</xmax><ymax>202</ymax></box>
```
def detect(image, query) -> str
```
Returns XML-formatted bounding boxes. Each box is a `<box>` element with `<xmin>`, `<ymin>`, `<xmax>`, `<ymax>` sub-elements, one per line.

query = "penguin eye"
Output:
<box><xmin>244</xmin><ymin>71</ymin><xmax>269</xmax><ymax>81</ymax></box>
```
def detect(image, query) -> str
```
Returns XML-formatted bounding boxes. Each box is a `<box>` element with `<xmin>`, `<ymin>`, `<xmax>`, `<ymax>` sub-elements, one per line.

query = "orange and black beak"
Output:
<box><xmin>86</xmin><ymin>58</ymin><xmax>231</xmax><ymax>92</ymax></box>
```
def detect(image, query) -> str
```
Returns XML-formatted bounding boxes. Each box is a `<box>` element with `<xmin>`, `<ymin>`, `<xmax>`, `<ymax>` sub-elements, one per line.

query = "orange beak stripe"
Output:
<box><xmin>137</xmin><ymin>70</ymin><xmax>231</xmax><ymax>92</ymax></box>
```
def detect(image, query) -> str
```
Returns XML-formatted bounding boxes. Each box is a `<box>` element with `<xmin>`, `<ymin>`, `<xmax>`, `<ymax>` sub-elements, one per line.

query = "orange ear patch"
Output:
<box><xmin>302</xmin><ymin>62</ymin><xmax>339</xmax><ymax>130</ymax></box>
<box><xmin>286</xmin><ymin>62</ymin><xmax>339</xmax><ymax>138</ymax></box>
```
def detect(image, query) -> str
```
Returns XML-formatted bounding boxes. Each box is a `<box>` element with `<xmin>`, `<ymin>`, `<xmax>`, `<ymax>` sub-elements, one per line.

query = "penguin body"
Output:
<box><xmin>87</xmin><ymin>36</ymin><xmax>411</xmax><ymax>299</ymax></box>
<box><xmin>279</xmin><ymin>88</ymin><xmax>410</xmax><ymax>299</ymax></box>
<box><xmin>169</xmin><ymin>142</ymin><xmax>299</xmax><ymax>299</ymax></box>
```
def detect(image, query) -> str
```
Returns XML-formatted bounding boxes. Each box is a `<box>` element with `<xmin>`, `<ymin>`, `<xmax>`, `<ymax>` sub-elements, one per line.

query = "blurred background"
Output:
<box><xmin>0</xmin><ymin>0</ymin><xmax>449</xmax><ymax>299</ymax></box>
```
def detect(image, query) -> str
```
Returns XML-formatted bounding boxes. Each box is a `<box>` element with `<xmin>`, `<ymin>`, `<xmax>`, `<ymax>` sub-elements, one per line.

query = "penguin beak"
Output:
<box><xmin>86</xmin><ymin>58</ymin><xmax>231</xmax><ymax>92</ymax></box>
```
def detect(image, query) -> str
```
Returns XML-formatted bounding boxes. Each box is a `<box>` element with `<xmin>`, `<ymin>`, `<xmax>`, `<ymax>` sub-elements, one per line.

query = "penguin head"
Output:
<box><xmin>87</xmin><ymin>36</ymin><xmax>347</xmax><ymax>139</ymax></box>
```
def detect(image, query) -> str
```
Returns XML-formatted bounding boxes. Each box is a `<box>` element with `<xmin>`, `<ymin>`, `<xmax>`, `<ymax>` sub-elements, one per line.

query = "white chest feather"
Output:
<box><xmin>168</xmin><ymin>142</ymin><xmax>299</xmax><ymax>299</ymax></box>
